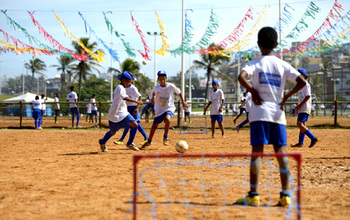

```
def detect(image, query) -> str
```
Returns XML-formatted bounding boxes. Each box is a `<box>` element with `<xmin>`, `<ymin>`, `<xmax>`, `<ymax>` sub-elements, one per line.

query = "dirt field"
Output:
<box><xmin>0</xmin><ymin>125</ymin><xmax>349</xmax><ymax>219</ymax></box>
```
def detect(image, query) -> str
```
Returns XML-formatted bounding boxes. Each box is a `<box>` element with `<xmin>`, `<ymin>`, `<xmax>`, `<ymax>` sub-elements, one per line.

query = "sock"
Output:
<box><xmin>298</xmin><ymin>133</ymin><xmax>305</xmax><ymax>144</ymax></box>
<box><xmin>34</xmin><ymin>119</ymin><xmax>38</xmax><ymax>128</ymax></box>
<box><xmin>72</xmin><ymin>115</ymin><xmax>75</xmax><ymax>127</ymax></box>
<box><xmin>101</xmin><ymin>131</ymin><xmax>113</xmax><ymax>144</ymax></box>
<box><xmin>304</xmin><ymin>129</ymin><xmax>316</xmax><ymax>140</ymax></box>
<box><xmin>137</xmin><ymin>123</ymin><xmax>148</xmax><ymax>139</ymax></box>
<box><xmin>95</xmin><ymin>119</ymin><xmax>97</xmax><ymax>124</ymax></box>
<box><xmin>248</xmin><ymin>191</ymin><xmax>259</xmax><ymax>197</ymax></box>
<box><xmin>164</xmin><ymin>134</ymin><xmax>168</xmax><ymax>139</ymax></box>
<box><xmin>76</xmin><ymin>115</ymin><xmax>80</xmax><ymax>126</ymax></box>
<box><xmin>184</xmin><ymin>118</ymin><xmax>187</xmax><ymax>122</ymax></box>
<box><xmin>280</xmin><ymin>190</ymin><xmax>290</xmax><ymax>197</ymax></box>
<box><xmin>38</xmin><ymin>118</ymin><xmax>42</xmax><ymax>127</ymax></box>
<box><xmin>120</xmin><ymin>124</ymin><xmax>130</xmax><ymax>142</ymax></box>
<box><xmin>126</xmin><ymin>127</ymin><xmax>137</xmax><ymax>145</ymax></box>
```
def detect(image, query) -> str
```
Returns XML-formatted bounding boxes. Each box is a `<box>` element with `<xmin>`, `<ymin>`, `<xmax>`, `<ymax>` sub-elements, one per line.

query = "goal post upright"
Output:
<box><xmin>133</xmin><ymin>153</ymin><xmax>302</xmax><ymax>220</ymax></box>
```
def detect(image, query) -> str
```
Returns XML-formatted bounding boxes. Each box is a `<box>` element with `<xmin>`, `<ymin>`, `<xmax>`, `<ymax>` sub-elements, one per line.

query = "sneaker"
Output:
<box><xmin>140</xmin><ymin>140</ymin><xmax>151</xmax><ymax>149</ymax></box>
<box><xmin>309</xmin><ymin>138</ymin><xmax>318</xmax><ymax>148</ymax></box>
<box><xmin>233</xmin><ymin>119</ymin><xmax>236</xmax><ymax>125</ymax></box>
<box><xmin>114</xmin><ymin>140</ymin><xmax>124</xmax><ymax>145</ymax></box>
<box><xmin>55</xmin><ymin>121</ymin><xmax>59</xmax><ymax>124</ymax></box>
<box><xmin>140</xmin><ymin>139</ymin><xmax>148</xmax><ymax>146</ymax></box>
<box><xmin>236</xmin><ymin>126</ymin><xmax>240</xmax><ymax>133</ymax></box>
<box><xmin>291</xmin><ymin>142</ymin><xmax>303</xmax><ymax>148</ymax></box>
<box><xmin>76</xmin><ymin>125</ymin><xmax>82</xmax><ymax>128</ymax></box>
<box><xmin>37</xmin><ymin>127</ymin><xmax>43</xmax><ymax>130</ymax></box>
<box><xmin>163</xmin><ymin>138</ymin><xmax>169</xmax><ymax>146</ymax></box>
<box><xmin>126</xmin><ymin>143</ymin><xmax>140</xmax><ymax>151</ymax></box>
<box><xmin>184</xmin><ymin>122</ymin><xmax>187</xmax><ymax>125</ymax></box>
<box><xmin>234</xmin><ymin>195</ymin><xmax>260</xmax><ymax>206</ymax></box>
<box><xmin>99</xmin><ymin>139</ymin><xmax>108</xmax><ymax>152</ymax></box>
<box><xmin>277</xmin><ymin>195</ymin><xmax>291</xmax><ymax>206</ymax></box>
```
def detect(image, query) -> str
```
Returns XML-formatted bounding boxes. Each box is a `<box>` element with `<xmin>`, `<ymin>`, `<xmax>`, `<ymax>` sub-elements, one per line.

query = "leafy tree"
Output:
<box><xmin>187</xmin><ymin>43</ymin><xmax>230</xmax><ymax>100</ymax></box>
<box><xmin>24</xmin><ymin>58</ymin><xmax>46</xmax><ymax>92</ymax></box>
<box><xmin>50</xmin><ymin>55</ymin><xmax>75</xmax><ymax>91</ymax></box>
<box><xmin>71</xmin><ymin>38</ymin><xmax>103</xmax><ymax>100</ymax></box>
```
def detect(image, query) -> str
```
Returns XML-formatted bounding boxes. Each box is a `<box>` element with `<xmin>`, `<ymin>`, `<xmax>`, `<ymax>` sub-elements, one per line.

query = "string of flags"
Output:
<box><xmin>0</xmin><ymin>0</ymin><xmax>349</xmax><ymax>63</ymax></box>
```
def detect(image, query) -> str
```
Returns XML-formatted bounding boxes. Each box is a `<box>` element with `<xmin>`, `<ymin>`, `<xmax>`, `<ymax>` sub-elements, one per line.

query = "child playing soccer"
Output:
<box><xmin>114</xmin><ymin>84</ymin><xmax>149</xmax><ymax>146</ymax></box>
<box><xmin>90</xmin><ymin>94</ymin><xmax>98</xmax><ymax>126</ymax></box>
<box><xmin>291</xmin><ymin>68</ymin><xmax>318</xmax><ymax>148</ymax></box>
<box><xmin>66</xmin><ymin>86</ymin><xmax>80</xmax><ymax>128</ymax></box>
<box><xmin>233</xmin><ymin>92</ymin><xmax>247</xmax><ymax>125</ymax></box>
<box><xmin>54</xmin><ymin>93</ymin><xmax>60</xmax><ymax>124</ymax></box>
<box><xmin>236</xmin><ymin>91</ymin><xmax>251</xmax><ymax>133</ymax></box>
<box><xmin>99</xmin><ymin>71</ymin><xmax>143</xmax><ymax>152</ymax></box>
<box><xmin>184</xmin><ymin>97</ymin><xmax>191</xmax><ymax>124</ymax></box>
<box><xmin>86</xmin><ymin>98</ymin><xmax>92</xmax><ymax>123</ymax></box>
<box><xmin>235</xmin><ymin>27</ymin><xmax>307</xmax><ymax>206</ymax></box>
<box><xmin>203</xmin><ymin>79</ymin><xmax>225</xmax><ymax>138</ymax></box>
<box><xmin>32</xmin><ymin>95</ymin><xmax>43</xmax><ymax>129</ymax></box>
<box><xmin>141</xmin><ymin>70</ymin><xmax>188</xmax><ymax>148</ymax></box>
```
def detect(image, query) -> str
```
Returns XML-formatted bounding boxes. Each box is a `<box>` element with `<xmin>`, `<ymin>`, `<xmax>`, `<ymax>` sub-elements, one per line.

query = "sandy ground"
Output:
<box><xmin>0</xmin><ymin>124</ymin><xmax>349</xmax><ymax>220</ymax></box>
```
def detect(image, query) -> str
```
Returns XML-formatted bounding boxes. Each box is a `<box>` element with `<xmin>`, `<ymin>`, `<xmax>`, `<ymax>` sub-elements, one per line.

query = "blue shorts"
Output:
<box><xmin>70</xmin><ymin>107</ymin><xmax>79</xmax><ymax>115</ymax></box>
<box><xmin>109</xmin><ymin>114</ymin><xmax>136</xmax><ymax>132</ymax></box>
<box><xmin>250</xmin><ymin>121</ymin><xmax>287</xmax><ymax>146</ymax></box>
<box><xmin>32</xmin><ymin>109</ymin><xmax>42</xmax><ymax>119</ymax></box>
<box><xmin>153</xmin><ymin>111</ymin><xmax>173</xmax><ymax>124</ymax></box>
<box><xmin>210</xmin><ymin>115</ymin><xmax>223</xmax><ymax>122</ymax></box>
<box><xmin>297</xmin><ymin>113</ymin><xmax>309</xmax><ymax>122</ymax></box>
<box><xmin>55</xmin><ymin>109</ymin><xmax>60</xmax><ymax>116</ymax></box>
<box><xmin>185</xmin><ymin>112</ymin><xmax>190</xmax><ymax>117</ymax></box>
<box><xmin>91</xmin><ymin>110</ymin><xmax>98</xmax><ymax>116</ymax></box>
<box><xmin>128</xmin><ymin>106</ymin><xmax>141</xmax><ymax>123</ymax></box>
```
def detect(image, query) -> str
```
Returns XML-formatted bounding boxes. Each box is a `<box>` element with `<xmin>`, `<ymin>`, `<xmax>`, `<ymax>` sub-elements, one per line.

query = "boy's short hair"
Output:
<box><xmin>35</xmin><ymin>95</ymin><xmax>39</xmax><ymax>100</ymax></box>
<box><xmin>70</xmin><ymin>86</ymin><xmax>74</xmax><ymax>91</ymax></box>
<box><xmin>258</xmin><ymin>27</ymin><xmax>278</xmax><ymax>49</ymax></box>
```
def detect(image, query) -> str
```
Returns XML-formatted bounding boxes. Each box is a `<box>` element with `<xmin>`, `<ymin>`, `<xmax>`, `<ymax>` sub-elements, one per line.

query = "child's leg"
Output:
<box><xmin>137</xmin><ymin>122</ymin><xmax>148</xmax><ymax>140</ymax></box>
<box><xmin>100</xmin><ymin>130</ymin><xmax>116</xmax><ymax>144</ymax></box>
<box><xmin>148</xmin><ymin>123</ymin><xmax>159</xmax><ymax>142</ymax></box>
<box><xmin>72</xmin><ymin>115</ymin><xmax>75</xmax><ymax>127</ymax></box>
<box><xmin>250</xmin><ymin>145</ymin><xmax>264</xmax><ymax>193</ymax></box>
<box><xmin>211</xmin><ymin>120</ymin><xmax>216</xmax><ymax>137</ymax></box>
<box><xmin>119</xmin><ymin>124</ymin><xmax>130</xmax><ymax>142</ymax></box>
<box><xmin>218</xmin><ymin>121</ymin><xmax>224</xmax><ymax>136</ymax></box>
<box><xmin>126</xmin><ymin>122</ymin><xmax>138</xmax><ymax>145</ymax></box>
<box><xmin>273</xmin><ymin>145</ymin><xmax>289</xmax><ymax>192</ymax></box>
<box><xmin>95</xmin><ymin>115</ymin><xmax>97</xmax><ymax>124</ymax></box>
<box><xmin>34</xmin><ymin>118</ymin><xmax>38</xmax><ymax>128</ymax></box>
<box><xmin>164</xmin><ymin>115</ymin><xmax>171</xmax><ymax>139</ymax></box>
<box><xmin>38</xmin><ymin>117</ymin><xmax>42</xmax><ymax>127</ymax></box>
<box><xmin>76</xmin><ymin>114</ymin><xmax>80</xmax><ymax>126</ymax></box>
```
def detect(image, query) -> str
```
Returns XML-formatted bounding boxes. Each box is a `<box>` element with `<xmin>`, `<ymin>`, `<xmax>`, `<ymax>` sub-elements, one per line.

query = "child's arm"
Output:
<box><xmin>178</xmin><ymin>93</ymin><xmax>188</xmax><ymax>108</ymax></box>
<box><xmin>134</xmin><ymin>96</ymin><xmax>143</xmax><ymax>114</ymax></box>
<box><xmin>280</xmin><ymin>76</ymin><xmax>306</xmax><ymax>110</ymax></box>
<box><xmin>150</xmin><ymin>91</ymin><xmax>156</xmax><ymax>103</ymax></box>
<box><xmin>238</xmin><ymin>70</ymin><xmax>262</xmax><ymax>105</ymax></box>
<box><xmin>219</xmin><ymin>99</ymin><xmax>224</xmax><ymax>113</ymax></box>
<box><xmin>203</xmin><ymin>101</ymin><xmax>212</xmax><ymax>115</ymax></box>
<box><xmin>124</xmin><ymin>97</ymin><xmax>143</xmax><ymax>106</ymax></box>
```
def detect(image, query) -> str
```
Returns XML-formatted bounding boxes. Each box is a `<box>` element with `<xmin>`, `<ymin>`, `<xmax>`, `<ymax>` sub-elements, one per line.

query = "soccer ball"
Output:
<box><xmin>175</xmin><ymin>140</ymin><xmax>188</xmax><ymax>153</ymax></box>
<box><xmin>142</xmin><ymin>60</ymin><xmax>147</xmax><ymax>65</ymax></box>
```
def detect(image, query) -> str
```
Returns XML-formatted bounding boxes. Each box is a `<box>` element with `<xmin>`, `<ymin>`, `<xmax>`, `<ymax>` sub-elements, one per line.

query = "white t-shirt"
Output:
<box><xmin>298</xmin><ymin>81</ymin><xmax>312</xmax><ymax>114</ymax></box>
<box><xmin>153</xmin><ymin>83</ymin><xmax>181</xmax><ymax>117</ymax></box>
<box><xmin>184</xmin><ymin>101</ymin><xmax>191</xmax><ymax>113</ymax></box>
<box><xmin>242</xmin><ymin>55</ymin><xmax>300</xmax><ymax>125</ymax></box>
<box><xmin>107</xmin><ymin>84</ymin><xmax>129</xmax><ymax>123</ymax></box>
<box><xmin>209</xmin><ymin>89</ymin><xmax>225</xmax><ymax>115</ymax></box>
<box><xmin>245</xmin><ymin>92</ymin><xmax>252</xmax><ymax>113</ymax></box>
<box><xmin>32</xmin><ymin>100</ymin><xmax>43</xmax><ymax>110</ymax></box>
<box><xmin>86</xmin><ymin>102</ymin><xmax>92</xmax><ymax>114</ymax></box>
<box><xmin>311</xmin><ymin>103</ymin><xmax>315</xmax><ymax>111</ymax></box>
<box><xmin>232</xmin><ymin>103</ymin><xmax>237</xmax><ymax>111</ymax></box>
<box><xmin>54</xmin><ymin>97</ymin><xmax>60</xmax><ymax>110</ymax></box>
<box><xmin>240</xmin><ymin>96</ymin><xmax>247</xmax><ymax>108</ymax></box>
<box><xmin>125</xmin><ymin>85</ymin><xmax>141</xmax><ymax>107</ymax></box>
<box><xmin>90</xmin><ymin>98</ymin><xmax>97</xmax><ymax>111</ymax></box>
<box><xmin>41</xmin><ymin>97</ymin><xmax>47</xmax><ymax>110</ymax></box>
<box><xmin>66</xmin><ymin>91</ymin><xmax>78</xmax><ymax>108</ymax></box>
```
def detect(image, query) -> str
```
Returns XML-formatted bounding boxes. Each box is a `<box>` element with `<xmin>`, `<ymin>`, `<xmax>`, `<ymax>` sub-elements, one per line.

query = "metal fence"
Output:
<box><xmin>1</xmin><ymin>100</ymin><xmax>350</xmax><ymax>129</ymax></box>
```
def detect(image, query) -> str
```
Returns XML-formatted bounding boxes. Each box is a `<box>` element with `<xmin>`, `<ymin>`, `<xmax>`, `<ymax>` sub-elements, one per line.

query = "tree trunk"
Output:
<box><xmin>78</xmin><ymin>72</ymin><xmax>82</xmax><ymax>101</ymax></box>
<box><xmin>205</xmin><ymin>69</ymin><xmax>211</xmax><ymax>101</ymax></box>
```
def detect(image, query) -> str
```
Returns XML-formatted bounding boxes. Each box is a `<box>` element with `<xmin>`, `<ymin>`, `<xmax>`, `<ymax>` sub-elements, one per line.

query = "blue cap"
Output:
<box><xmin>118</xmin><ymin>71</ymin><xmax>134</xmax><ymax>80</ymax></box>
<box><xmin>157</xmin><ymin>70</ymin><xmax>167</xmax><ymax>77</ymax></box>
<box><xmin>212</xmin><ymin>79</ymin><xmax>219</xmax><ymax>86</ymax></box>
<box><xmin>298</xmin><ymin>68</ymin><xmax>307</xmax><ymax>76</ymax></box>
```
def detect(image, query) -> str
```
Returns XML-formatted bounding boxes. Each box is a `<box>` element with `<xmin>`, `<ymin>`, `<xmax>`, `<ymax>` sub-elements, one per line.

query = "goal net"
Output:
<box><xmin>130</xmin><ymin>153</ymin><xmax>302</xmax><ymax>220</ymax></box>
<box><xmin>179</xmin><ymin>116</ymin><xmax>208</xmax><ymax>134</ymax></box>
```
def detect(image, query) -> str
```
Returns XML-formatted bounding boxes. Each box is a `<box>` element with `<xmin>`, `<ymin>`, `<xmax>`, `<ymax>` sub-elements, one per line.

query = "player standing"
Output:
<box><xmin>90</xmin><ymin>94</ymin><xmax>98</xmax><ymax>127</ymax></box>
<box><xmin>66</xmin><ymin>86</ymin><xmax>80</xmax><ymax>128</ymax></box>
<box><xmin>291</xmin><ymin>69</ymin><xmax>318</xmax><ymax>148</ymax></box>
<box><xmin>233</xmin><ymin>92</ymin><xmax>247</xmax><ymax>125</ymax></box>
<box><xmin>86</xmin><ymin>98</ymin><xmax>92</xmax><ymax>124</ymax></box>
<box><xmin>54</xmin><ymin>93</ymin><xmax>60</xmax><ymax>124</ymax></box>
<box><xmin>203</xmin><ymin>79</ymin><xmax>225</xmax><ymax>138</ymax></box>
<box><xmin>141</xmin><ymin>70</ymin><xmax>187</xmax><ymax>148</ymax></box>
<box><xmin>184</xmin><ymin>97</ymin><xmax>191</xmax><ymax>124</ymax></box>
<box><xmin>236</xmin><ymin>91</ymin><xmax>251</xmax><ymax>133</ymax></box>
<box><xmin>32</xmin><ymin>95</ymin><xmax>43</xmax><ymax>129</ymax></box>
<box><xmin>40</xmin><ymin>94</ymin><xmax>47</xmax><ymax>124</ymax></box>
<box><xmin>235</xmin><ymin>27</ymin><xmax>307</xmax><ymax>206</ymax></box>
<box><xmin>99</xmin><ymin>71</ymin><xmax>143</xmax><ymax>152</ymax></box>
<box><xmin>114</xmin><ymin>84</ymin><xmax>149</xmax><ymax>146</ymax></box>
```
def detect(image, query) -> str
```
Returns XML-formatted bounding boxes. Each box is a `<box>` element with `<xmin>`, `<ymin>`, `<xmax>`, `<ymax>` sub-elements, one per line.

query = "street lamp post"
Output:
<box><xmin>147</xmin><ymin>32</ymin><xmax>161</xmax><ymax>86</ymax></box>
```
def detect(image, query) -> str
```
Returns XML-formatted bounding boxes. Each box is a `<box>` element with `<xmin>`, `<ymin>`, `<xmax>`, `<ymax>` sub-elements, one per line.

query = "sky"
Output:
<box><xmin>1</xmin><ymin>0</ymin><xmax>350</xmax><ymax>84</ymax></box>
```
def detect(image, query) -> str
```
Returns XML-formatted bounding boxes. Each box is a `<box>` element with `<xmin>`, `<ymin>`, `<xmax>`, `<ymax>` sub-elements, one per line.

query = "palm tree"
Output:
<box><xmin>50</xmin><ymin>55</ymin><xmax>75</xmax><ymax>91</ymax></box>
<box><xmin>187</xmin><ymin>43</ymin><xmax>230</xmax><ymax>100</ymax></box>
<box><xmin>24</xmin><ymin>58</ymin><xmax>46</xmax><ymax>93</ymax></box>
<box><xmin>72</xmin><ymin>38</ymin><xmax>103</xmax><ymax>100</ymax></box>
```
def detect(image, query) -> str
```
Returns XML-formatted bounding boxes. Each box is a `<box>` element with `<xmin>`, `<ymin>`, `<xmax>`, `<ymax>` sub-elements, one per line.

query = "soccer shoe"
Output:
<box><xmin>140</xmin><ymin>139</ymin><xmax>148</xmax><ymax>146</ymax></box>
<box><xmin>184</xmin><ymin>122</ymin><xmax>187</xmax><ymax>125</ymax></box>
<box><xmin>163</xmin><ymin>138</ymin><xmax>169</xmax><ymax>146</ymax></box>
<box><xmin>99</xmin><ymin>139</ymin><xmax>108</xmax><ymax>152</ymax></box>
<box><xmin>309</xmin><ymin>138</ymin><xmax>318</xmax><ymax>148</ymax></box>
<box><xmin>234</xmin><ymin>195</ymin><xmax>260</xmax><ymax>206</ymax></box>
<box><xmin>233</xmin><ymin>119</ymin><xmax>236</xmax><ymax>125</ymax></box>
<box><xmin>277</xmin><ymin>195</ymin><xmax>291</xmax><ymax>207</ymax></box>
<box><xmin>126</xmin><ymin>143</ymin><xmax>140</xmax><ymax>151</ymax></box>
<box><xmin>37</xmin><ymin>127</ymin><xmax>43</xmax><ymax>130</ymax></box>
<box><xmin>291</xmin><ymin>142</ymin><xmax>303</xmax><ymax>148</ymax></box>
<box><xmin>76</xmin><ymin>125</ymin><xmax>83</xmax><ymax>128</ymax></box>
<box><xmin>55</xmin><ymin>121</ymin><xmax>59</xmax><ymax>124</ymax></box>
<box><xmin>140</xmin><ymin>140</ymin><xmax>151</xmax><ymax>149</ymax></box>
<box><xmin>114</xmin><ymin>140</ymin><xmax>124</xmax><ymax>145</ymax></box>
<box><xmin>236</xmin><ymin>126</ymin><xmax>240</xmax><ymax>133</ymax></box>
